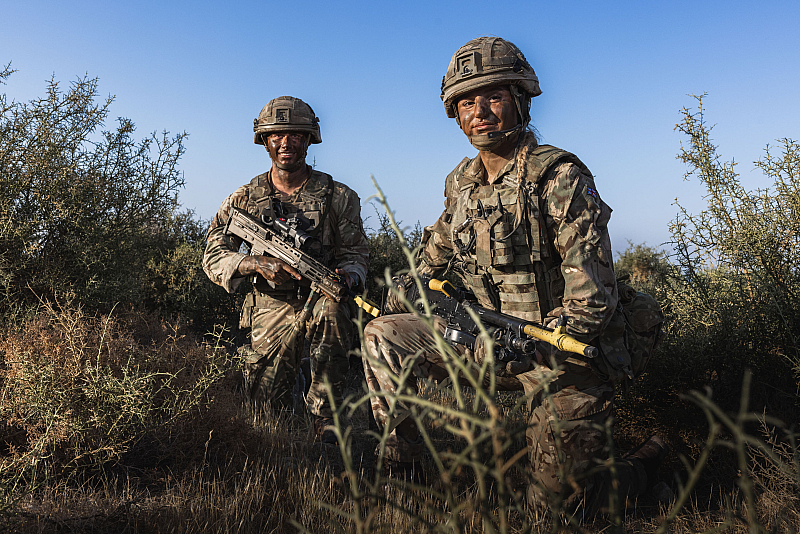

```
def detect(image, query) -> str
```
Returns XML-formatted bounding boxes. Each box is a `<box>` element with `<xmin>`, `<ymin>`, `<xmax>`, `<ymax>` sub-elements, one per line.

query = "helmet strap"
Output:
<box><xmin>469</xmin><ymin>124</ymin><xmax>522</xmax><ymax>151</ymax></box>
<box><xmin>509</xmin><ymin>85</ymin><xmax>531</xmax><ymax>129</ymax></box>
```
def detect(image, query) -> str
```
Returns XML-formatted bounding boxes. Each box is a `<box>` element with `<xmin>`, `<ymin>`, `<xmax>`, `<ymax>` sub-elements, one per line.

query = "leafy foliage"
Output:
<box><xmin>662</xmin><ymin>95</ymin><xmax>800</xmax><ymax>407</ymax></box>
<box><xmin>363</xmin><ymin>204</ymin><xmax>422</xmax><ymax>304</ymax></box>
<box><xmin>0</xmin><ymin>65</ymin><xmax>239</xmax><ymax>329</ymax></box>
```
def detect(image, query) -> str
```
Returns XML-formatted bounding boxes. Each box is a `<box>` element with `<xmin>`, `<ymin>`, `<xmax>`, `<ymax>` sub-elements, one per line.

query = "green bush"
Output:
<box><xmin>0</xmin><ymin>63</ymin><xmax>240</xmax><ymax>332</ymax></box>
<box><xmin>662</xmin><ymin>95</ymin><xmax>800</xmax><ymax>410</ymax></box>
<box><xmin>363</xmin><ymin>203</ymin><xmax>422</xmax><ymax>302</ymax></box>
<box><xmin>141</xmin><ymin>210</ymin><xmax>242</xmax><ymax>335</ymax></box>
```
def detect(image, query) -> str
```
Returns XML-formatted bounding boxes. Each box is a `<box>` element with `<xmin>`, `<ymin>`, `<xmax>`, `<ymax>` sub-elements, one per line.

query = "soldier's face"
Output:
<box><xmin>266</xmin><ymin>132</ymin><xmax>307</xmax><ymax>169</ymax></box>
<box><xmin>456</xmin><ymin>85</ymin><xmax>519</xmax><ymax>138</ymax></box>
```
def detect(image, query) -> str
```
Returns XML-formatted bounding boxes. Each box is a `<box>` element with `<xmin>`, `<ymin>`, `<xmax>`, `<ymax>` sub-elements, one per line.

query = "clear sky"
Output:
<box><xmin>3</xmin><ymin>1</ymin><xmax>799</xmax><ymax>254</ymax></box>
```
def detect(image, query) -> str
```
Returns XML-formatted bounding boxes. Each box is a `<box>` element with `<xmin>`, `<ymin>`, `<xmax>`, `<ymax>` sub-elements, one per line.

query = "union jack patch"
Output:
<box><xmin>585</xmin><ymin>186</ymin><xmax>599</xmax><ymax>200</ymax></box>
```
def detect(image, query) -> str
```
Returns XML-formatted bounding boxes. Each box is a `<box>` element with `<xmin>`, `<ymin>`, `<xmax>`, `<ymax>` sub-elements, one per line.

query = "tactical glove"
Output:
<box><xmin>473</xmin><ymin>333</ymin><xmax>538</xmax><ymax>377</ymax></box>
<box><xmin>383</xmin><ymin>274</ymin><xmax>415</xmax><ymax>315</ymax></box>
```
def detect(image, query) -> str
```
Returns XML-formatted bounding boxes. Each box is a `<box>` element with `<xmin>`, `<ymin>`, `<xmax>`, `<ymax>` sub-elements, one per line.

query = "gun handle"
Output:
<box><xmin>429</xmin><ymin>278</ymin><xmax>459</xmax><ymax>299</ymax></box>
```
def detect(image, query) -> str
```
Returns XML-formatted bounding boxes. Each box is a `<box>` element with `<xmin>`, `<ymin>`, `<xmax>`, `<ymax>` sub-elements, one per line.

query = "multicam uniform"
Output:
<box><xmin>362</xmin><ymin>132</ymin><xmax>649</xmax><ymax>514</ymax></box>
<box><xmin>204</xmin><ymin>169</ymin><xmax>369</xmax><ymax>417</ymax></box>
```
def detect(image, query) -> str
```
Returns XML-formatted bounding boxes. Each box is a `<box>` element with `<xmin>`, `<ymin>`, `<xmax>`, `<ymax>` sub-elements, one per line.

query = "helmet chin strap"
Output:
<box><xmin>469</xmin><ymin>124</ymin><xmax>523</xmax><ymax>151</ymax></box>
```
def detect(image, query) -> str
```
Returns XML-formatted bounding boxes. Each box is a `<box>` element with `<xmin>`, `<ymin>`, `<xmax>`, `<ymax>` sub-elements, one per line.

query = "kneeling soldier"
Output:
<box><xmin>362</xmin><ymin>38</ymin><xmax>665</xmax><ymax>518</ymax></box>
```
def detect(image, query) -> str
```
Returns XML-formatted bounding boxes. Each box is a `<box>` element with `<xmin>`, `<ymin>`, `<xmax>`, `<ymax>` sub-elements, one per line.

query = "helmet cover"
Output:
<box><xmin>441</xmin><ymin>37</ymin><xmax>541</xmax><ymax>120</ymax></box>
<box><xmin>253</xmin><ymin>96</ymin><xmax>322</xmax><ymax>145</ymax></box>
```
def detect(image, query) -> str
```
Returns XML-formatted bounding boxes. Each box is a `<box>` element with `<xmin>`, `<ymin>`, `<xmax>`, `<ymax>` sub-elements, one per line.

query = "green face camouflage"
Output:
<box><xmin>253</xmin><ymin>96</ymin><xmax>322</xmax><ymax>145</ymax></box>
<box><xmin>440</xmin><ymin>37</ymin><xmax>542</xmax><ymax>128</ymax></box>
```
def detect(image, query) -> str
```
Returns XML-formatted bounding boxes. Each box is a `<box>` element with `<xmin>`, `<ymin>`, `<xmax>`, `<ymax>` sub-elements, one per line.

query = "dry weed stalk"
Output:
<box><xmin>0</xmin><ymin>298</ymin><xmax>235</xmax><ymax>511</ymax></box>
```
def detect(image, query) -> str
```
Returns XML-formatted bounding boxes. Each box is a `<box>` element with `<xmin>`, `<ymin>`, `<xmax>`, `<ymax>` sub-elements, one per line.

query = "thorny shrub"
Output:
<box><xmin>0</xmin><ymin>63</ymin><xmax>239</xmax><ymax>328</ymax></box>
<box><xmin>363</xmin><ymin>204</ymin><xmax>422</xmax><ymax>303</ymax></box>
<box><xmin>0</xmin><ymin>297</ymin><xmax>238</xmax><ymax>512</ymax></box>
<box><xmin>666</xmin><ymin>94</ymin><xmax>800</xmax><ymax>409</ymax></box>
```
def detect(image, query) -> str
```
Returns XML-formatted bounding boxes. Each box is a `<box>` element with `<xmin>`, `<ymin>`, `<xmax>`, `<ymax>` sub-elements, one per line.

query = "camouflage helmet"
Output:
<box><xmin>253</xmin><ymin>96</ymin><xmax>322</xmax><ymax>145</ymax></box>
<box><xmin>441</xmin><ymin>37</ymin><xmax>541</xmax><ymax>121</ymax></box>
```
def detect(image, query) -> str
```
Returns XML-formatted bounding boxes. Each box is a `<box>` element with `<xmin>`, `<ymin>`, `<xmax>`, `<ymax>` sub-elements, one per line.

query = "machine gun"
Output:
<box><xmin>224</xmin><ymin>205</ymin><xmax>379</xmax><ymax>317</ymax></box>
<box><xmin>405</xmin><ymin>277</ymin><xmax>598</xmax><ymax>363</ymax></box>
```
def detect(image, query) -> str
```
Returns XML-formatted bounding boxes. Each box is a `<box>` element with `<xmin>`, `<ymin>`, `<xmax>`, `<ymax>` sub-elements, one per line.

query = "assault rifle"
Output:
<box><xmin>224</xmin><ymin>206</ymin><xmax>379</xmax><ymax>317</ymax></box>
<box><xmin>406</xmin><ymin>277</ymin><xmax>598</xmax><ymax>362</ymax></box>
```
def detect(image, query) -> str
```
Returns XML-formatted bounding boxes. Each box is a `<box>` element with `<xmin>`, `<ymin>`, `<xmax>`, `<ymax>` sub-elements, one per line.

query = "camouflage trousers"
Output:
<box><xmin>242</xmin><ymin>290</ymin><xmax>352</xmax><ymax>418</ymax></box>
<box><xmin>362</xmin><ymin>313</ymin><xmax>648</xmax><ymax>516</ymax></box>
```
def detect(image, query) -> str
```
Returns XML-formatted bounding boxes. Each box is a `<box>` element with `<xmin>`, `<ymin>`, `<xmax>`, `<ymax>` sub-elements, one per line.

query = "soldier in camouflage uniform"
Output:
<box><xmin>204</xmin><ymin>96</ymin><xmax>369</xmax><ymax>442</ymax></box>
<box><xmin>362</xmin><ymin>38</ymin><xmax>665</xmax><ymax>516</ymax></box>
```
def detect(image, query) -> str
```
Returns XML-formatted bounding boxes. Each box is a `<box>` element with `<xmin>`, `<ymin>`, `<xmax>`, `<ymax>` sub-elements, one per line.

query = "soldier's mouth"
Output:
<box><xmin>474</xmin><ymin>123</ymin><xmax>498</xmax><ymax>132</ymax></box>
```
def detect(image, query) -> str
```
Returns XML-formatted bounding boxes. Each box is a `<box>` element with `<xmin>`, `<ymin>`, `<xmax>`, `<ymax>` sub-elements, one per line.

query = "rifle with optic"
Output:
<box><xmin>224</xmin><ymin>205</ymin><xmax>380</xmax><ymax>317</ymax></box>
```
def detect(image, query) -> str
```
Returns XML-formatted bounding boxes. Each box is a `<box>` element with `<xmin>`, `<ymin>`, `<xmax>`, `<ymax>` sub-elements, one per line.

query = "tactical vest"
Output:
<box><xmin>446</xmin><ymin>144</ymin><xmax>591</xmax><ymax>324</ymax></box>
<box><xmin>245</xmin><ymin>169</ymin><xmax>335</xmax><ymax>294</ymax></box>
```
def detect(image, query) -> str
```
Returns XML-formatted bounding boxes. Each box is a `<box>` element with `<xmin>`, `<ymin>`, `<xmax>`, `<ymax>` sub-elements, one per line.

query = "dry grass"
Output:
<box><xmin>1</xmin><ymin>304</ymin><xmax>799</xmax><ymax>533</ymax></box>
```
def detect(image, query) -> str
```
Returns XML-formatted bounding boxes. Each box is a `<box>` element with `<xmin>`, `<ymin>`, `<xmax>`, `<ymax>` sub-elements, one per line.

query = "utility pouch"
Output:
<box><xmin>240</xmin><ymin>292</ymin><xmax>255</xmax><ymax>330</ymax></box>
<box><xmin>594</xmin><ymin>280</ymin><xmax>664</xmax><ymax>382</ymax></box>
<box><xmin>473</xmin><ymin>218</ymin><xmax>493</xmax><ymax>267</ymax></box>
<box><xmin>618</xmin><ymin>280</ymin><xmax>664</xmax><ymax>378</ymax></box>
<box><xmin>491</xmin><ymin>212</ymin><xmax>515</xmax><ymax>267</ymax></box>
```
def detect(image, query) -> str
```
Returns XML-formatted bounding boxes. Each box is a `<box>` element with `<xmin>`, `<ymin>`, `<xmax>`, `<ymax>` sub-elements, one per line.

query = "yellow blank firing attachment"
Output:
<box><xmin>522</xmin><ymin>322</ymin><xmax>599</xmax><ymax>359</ymax></box>
<box><xmin>354</xmin><ymin>296</ymin><xmax>380</xmax><ymax>318</ymax></box>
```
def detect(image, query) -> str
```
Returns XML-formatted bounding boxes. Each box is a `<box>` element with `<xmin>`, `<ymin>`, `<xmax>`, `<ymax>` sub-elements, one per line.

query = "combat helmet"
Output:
<box><xmin>253</xmin><ymin>96</ymin><xmax>322</xmax><ymax>145</ymax></box>
<box><xmin>441</xmin><ymin>37</ymin><xmax>541</xmax><ymax>127</ymax></box>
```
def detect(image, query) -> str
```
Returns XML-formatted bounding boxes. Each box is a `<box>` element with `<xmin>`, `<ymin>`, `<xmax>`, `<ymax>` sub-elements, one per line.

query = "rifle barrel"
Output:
<box><xmin>427</xmin><ymin>278</ymin><xmax>598</xmax><ymax>359</ymax></box>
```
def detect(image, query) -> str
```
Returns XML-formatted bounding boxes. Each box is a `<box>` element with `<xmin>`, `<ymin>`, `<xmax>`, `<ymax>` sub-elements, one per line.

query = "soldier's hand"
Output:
<box><xmin>383</xmin><ymin>274</ymin><xmax>413</xmax><ymax>314</ymax></box>
<box><xmin>335</xmin><ymin>268</ymin><xmax>354</xmax><ymax>289</ymax></box>
<box><xmin>239</xmin><ymin>256</ymin><xmax>302</xmax><ymax>285</ymax></box>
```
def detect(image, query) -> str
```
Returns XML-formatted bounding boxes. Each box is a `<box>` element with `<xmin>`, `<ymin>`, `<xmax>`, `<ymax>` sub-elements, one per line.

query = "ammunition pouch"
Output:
<box><xmin>593</xmin><ymin>280</ymin><xmax>664</xmax><ymax>382</ymax></box>
<box><xmin>240</xmin><ymin>293</ymin><xmax>255</xmax><ymax>330</ymax></box>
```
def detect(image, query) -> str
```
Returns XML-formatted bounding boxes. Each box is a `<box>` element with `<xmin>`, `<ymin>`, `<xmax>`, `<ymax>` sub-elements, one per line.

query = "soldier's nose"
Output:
<box><xmin>474</xmin><ymin>97</ymin><xmax>489</xmax><ymax>119</ymax></box>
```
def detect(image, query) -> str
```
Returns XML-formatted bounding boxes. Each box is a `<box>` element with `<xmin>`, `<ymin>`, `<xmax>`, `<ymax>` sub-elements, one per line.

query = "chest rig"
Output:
<box><xmin>245</xmin><ymin>169</ymin><xmax>335</xmax><ymax>293</ymax></box>
<box><xmin>447</xmin><ymin>144</ymin><xmax>591</xmax><ymax>324</ymax></box>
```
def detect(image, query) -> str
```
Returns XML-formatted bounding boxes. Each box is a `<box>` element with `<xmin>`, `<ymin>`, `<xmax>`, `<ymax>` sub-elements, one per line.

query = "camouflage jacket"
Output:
<box><xmin>418</xmin><ymin>132</ymin><xmax>617</xmax><ymax>344</ymax></box>
<box><xmin>203</xmin><ymin>168</ymin><xmax>369</xmax><ymax>295</ymax></box>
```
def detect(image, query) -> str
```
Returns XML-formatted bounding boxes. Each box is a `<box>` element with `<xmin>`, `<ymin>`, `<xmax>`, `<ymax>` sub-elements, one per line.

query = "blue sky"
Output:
<box><xmin>3</xmin><ymin>1</ymin><xmax>799</xmax><ymax>253</ymax></box>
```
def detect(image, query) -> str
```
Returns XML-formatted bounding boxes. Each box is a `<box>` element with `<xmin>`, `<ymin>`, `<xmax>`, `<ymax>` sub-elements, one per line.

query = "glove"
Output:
<box><xmin>239</xmin><ymin>255</ymin><xmax>301</xmax><ymax>285</ymax></box>
<box><xmin>383</xmin><ymin>274</ymin><xmax>414</xmax><ymax>314</ymax></box>
<box><xmin>474</xmin><ymin>332</ymin><xmax>538</xmax><ymax>377</ymax></box>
